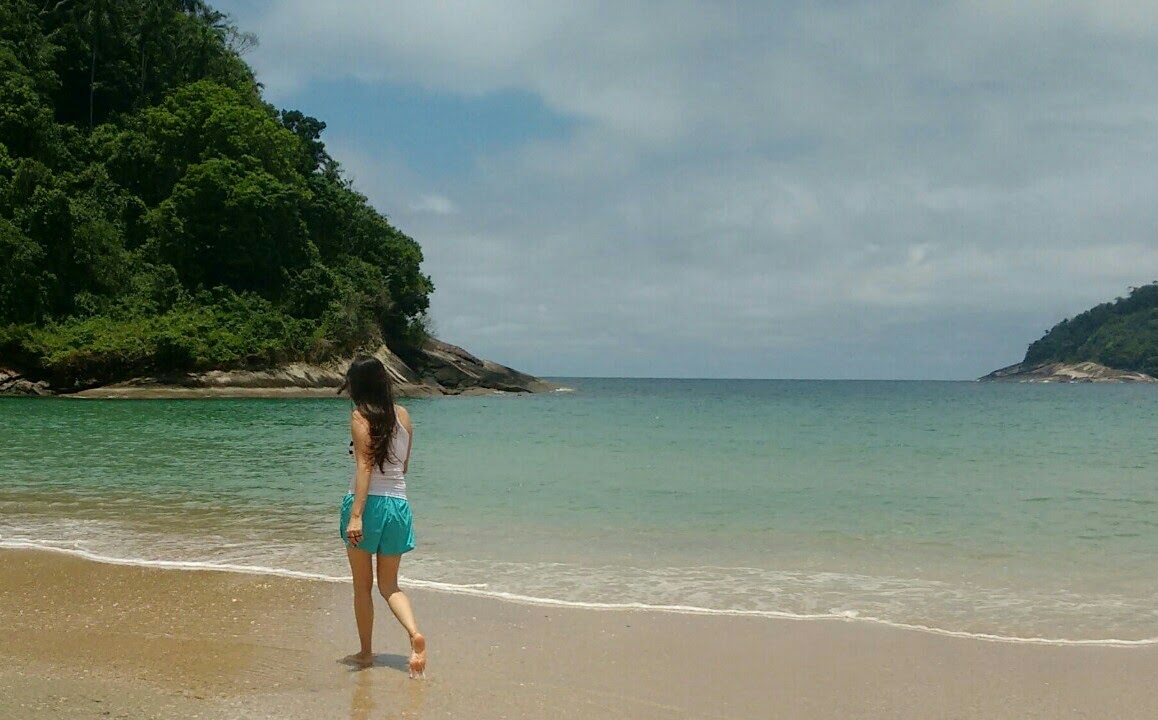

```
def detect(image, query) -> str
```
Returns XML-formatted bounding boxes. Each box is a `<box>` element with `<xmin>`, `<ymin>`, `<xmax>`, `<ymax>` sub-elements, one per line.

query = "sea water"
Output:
<box><xmin>2</xmin><ymin>379</ymin><xmax>1157</xmax><ymax>644</ymax></box>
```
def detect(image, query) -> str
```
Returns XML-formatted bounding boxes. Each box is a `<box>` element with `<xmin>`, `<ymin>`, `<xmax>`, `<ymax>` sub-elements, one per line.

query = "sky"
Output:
<box><xmin>220</xmin><ymin>1</ymin><xmax>1158</xmax><ymax>380</ymax></box>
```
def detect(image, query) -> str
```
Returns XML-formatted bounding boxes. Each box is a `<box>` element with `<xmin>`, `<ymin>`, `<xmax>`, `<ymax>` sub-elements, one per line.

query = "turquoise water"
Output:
<box><xmin>2</xmin><ymin>379</ymin><xmax>1157</xmax><ymax>642</ymax></box>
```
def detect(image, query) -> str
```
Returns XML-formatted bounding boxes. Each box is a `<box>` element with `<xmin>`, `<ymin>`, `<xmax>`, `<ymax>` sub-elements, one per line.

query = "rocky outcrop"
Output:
<box><xmin>51</xmin><ymin>340</ymin><xmax>560</xmax><ymax>398</ymax></box>
<box><xmin>0</xmin><ymin>368</ymin><xmax>52</xmax><ymax>396</ymax></box>
<box><xmin>980</xmin><ymin>361</ymin><xmax>1158</xmax><ymax>383</ymax></box>
<box><xmin>418</xmin><ymin>339</ymin><xmax>558</xmax><ymax>394</ymax></box>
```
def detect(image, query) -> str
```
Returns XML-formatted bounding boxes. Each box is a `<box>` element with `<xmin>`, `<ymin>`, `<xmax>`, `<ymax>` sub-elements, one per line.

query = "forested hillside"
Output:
<box><xmin>1023</xmin><ymin>283</ymin><xmax>1158</xmax><ymax>376</ymax></box>
<box><xmin>0</xmin><ymin>0</ymin><xmax>433</xmax><ymax>390</ymax></box>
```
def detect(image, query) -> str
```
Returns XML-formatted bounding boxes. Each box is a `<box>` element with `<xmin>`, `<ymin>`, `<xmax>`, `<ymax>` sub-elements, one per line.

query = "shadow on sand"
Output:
<box><xmin>338</xmin><ymin>653</ymin><xmax>411</xmax><ymax>673</ymax></box>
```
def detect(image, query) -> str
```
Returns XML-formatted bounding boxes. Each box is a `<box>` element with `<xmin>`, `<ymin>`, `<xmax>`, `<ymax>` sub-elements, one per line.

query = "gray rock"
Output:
<box><xmin>980</xmin><ymin>361</ymin><xmax>1158</xmax><ymax>383</ymax></box>
<box><xmin>63</xmin><ymin>340</ymin><xmax>560</xmax><ymax>398</ymax></box>
<box><xmin>0</xmin><ymin>368</ymin><xmax>52</xmax><ymax>396</ymax></box>
<box><xmin>416</xmin><ymin>339</ymin><xmax>559</xmax><ymax>394</ymax></box>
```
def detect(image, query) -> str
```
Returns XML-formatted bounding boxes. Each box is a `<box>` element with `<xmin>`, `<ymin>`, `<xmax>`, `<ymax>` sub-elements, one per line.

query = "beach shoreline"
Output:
<box><xmin>3</xmin><ymin>548</ymin><xmax>1157</xmax><ymax>719</ymax></box>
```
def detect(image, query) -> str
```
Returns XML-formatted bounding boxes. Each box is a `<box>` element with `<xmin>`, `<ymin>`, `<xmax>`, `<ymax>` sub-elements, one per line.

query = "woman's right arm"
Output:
<box><xmin>346</xmin><ymin>411</ymin><xmax>374</xmax><ymax>545</ymax></box>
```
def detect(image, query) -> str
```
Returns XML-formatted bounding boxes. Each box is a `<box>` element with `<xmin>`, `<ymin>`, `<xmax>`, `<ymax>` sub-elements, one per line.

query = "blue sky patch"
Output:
<box><xmin>269</xmin><ymin>79</ymin><xmax>579</xmax><ymax>182</ymax></box>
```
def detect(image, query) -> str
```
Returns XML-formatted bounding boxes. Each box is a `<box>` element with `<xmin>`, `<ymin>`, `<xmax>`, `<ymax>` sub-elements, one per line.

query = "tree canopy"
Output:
<box><xmin>0</xmin><ymin>0</ymin><xmax>433</xmax><ymax>389</ymax></box>
<box><xmin>1023</xmin><ymin>283</ymin><xmax>1158</xmax><ymax>376</ymax></box>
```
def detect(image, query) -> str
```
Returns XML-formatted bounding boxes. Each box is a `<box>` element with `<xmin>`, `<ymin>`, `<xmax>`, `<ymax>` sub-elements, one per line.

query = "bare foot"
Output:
<box><xmin>408</xmin><ymin>633</ymin><xmax>426</xmax><ymax>679</ymax></box>
<box><xmin>351</xmin><ymin>650</ymin><xmax>374</xmax><ymax>668</ymax></box>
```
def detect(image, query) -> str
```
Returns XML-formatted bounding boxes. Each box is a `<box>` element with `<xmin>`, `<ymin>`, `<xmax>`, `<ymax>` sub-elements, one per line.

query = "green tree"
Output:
<box><xmin>0</xmin><ymin>218</ymin><xmax>53</xmax><ymax>324</ymax></box>
<box><xmin>0</xmin><ymin>0</ymin><xmax>436</xmax><ymax>387</ymax></box>
<box><xmin>1024</xmin><ymin>283</ymin><xmax>1158</xmax><ymax>376</ymax></box>
<box><xmin>151</xmin><ymin>156</ymin><xmax>313</xmax><ymax>294</ymax></box>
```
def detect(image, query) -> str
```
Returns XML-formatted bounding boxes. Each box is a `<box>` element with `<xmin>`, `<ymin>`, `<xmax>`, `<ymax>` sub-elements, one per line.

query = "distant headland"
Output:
<box><xmin>981</xmin><ymin>283</ymin><xmax>1158</xmax><ymax>383</ymax></box>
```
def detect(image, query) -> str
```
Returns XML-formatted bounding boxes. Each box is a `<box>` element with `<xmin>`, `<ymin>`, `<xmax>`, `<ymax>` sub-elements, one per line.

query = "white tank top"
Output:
<box><xmin>349</xmin><ymin>422</ymin><xmax>409</xmax><ymax>499</ymax></box>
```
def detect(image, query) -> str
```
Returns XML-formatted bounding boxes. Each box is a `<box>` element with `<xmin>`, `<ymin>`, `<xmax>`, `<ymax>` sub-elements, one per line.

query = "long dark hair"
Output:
<box><xmin>340</xmin><ymin>356</ymin><xmax>398</xmax><ymax>470</ymax></box>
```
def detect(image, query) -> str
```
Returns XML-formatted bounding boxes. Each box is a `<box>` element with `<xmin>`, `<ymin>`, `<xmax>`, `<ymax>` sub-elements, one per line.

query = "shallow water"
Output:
<box><xmin>2</xmin><ymin>379</ymin><xmax>1157</xmax><ymax>643</ymax></box>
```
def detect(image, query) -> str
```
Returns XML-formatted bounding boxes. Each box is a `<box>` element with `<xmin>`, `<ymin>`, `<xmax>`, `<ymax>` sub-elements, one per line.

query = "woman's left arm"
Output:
<box><xmin>397</xmin><ymin>405</ymin><xmax>414</xmax><ymax>474</ymax></box>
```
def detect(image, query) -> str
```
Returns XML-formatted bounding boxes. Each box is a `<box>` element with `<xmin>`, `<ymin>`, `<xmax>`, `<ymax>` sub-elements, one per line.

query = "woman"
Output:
<box><xmin>339</xmin><ymin>356</ymin><xmax>426</xmax><ymax>678</ymax></box>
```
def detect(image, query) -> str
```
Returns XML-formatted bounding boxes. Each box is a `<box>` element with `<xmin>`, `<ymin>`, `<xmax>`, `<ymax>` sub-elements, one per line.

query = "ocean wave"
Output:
<box><xmin>3</xmin><ymin>539</ymin><xmax>1155</xmax><ymax>648</ymax></box>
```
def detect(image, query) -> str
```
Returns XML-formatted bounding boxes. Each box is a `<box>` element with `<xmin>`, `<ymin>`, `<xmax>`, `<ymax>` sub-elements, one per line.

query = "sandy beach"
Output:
<box><xmin>1</xmin><ymin>549</ymin><xmax>1155</xmax><ymax>719</ymax></box>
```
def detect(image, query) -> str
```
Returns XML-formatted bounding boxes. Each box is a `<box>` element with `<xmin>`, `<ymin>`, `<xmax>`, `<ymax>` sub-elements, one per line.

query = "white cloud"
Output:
<box><xmin>225</xmin><ymin>1</ymin><xmax>1158</xmax><ymax>378</ymax></box>
<box><xmin>408</xmin><ymin>194</ymin><xmax>458</xmax><ymax>216</ymax></box>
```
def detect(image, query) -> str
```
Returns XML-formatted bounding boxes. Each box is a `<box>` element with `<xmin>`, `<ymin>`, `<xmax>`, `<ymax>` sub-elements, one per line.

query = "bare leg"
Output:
<box><xmin>347</xmin><ymin>547</ymin><xmax>375</xmax><ymax>664</ymax></box>
<box><xmin>377</xmin><ymin>553</ymin><xmax>426</xmax><ymax>678</ymax></box>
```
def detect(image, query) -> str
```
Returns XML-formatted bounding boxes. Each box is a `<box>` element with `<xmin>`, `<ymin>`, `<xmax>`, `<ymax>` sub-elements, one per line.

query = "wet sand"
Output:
<box><xmin>2</xmin><ymin>548</ymin><xmax>1157</xmax><ymax>719</ymax></box>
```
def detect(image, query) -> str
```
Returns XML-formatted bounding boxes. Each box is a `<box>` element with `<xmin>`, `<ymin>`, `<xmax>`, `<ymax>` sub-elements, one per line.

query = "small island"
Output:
<box><xmin>982</xmin><ymin>283</ymin><xmax>1158</xmax><ymax>383</ymax></box>
<box><xmin>0</xmin><ymin>1</ymin><xmax>550</xmax><ymax>397</ymax></box>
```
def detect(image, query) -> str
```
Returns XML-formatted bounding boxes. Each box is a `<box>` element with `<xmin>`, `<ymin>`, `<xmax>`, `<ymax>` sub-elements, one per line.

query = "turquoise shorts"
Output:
<box><xmin>339</xmin><ymin>493</ymin><xmax>415</xmax><ymax>556</ymax></box>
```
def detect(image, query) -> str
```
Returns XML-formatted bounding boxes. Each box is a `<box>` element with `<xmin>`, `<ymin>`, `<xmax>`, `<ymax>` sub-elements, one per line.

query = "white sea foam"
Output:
<box><xmin>1</xmin><ymin>540</ymin><xmax>351</xmax><ymax>582</ymax></box>
<box><xmin>4</xmin><ymin>539</ymin><xmax>1155</xmax><ymax>648</ymax></box>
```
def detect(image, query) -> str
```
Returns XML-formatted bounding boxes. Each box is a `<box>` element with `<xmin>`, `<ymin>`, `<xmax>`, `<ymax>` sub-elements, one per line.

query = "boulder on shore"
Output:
<box><xmin>980</xmin><ymin>361</ymin><xmax>1158</xmax><ymax>383</ymax></box>
<box><xmin>0</xmin><ymin>368</ymin><xmax>52</xmax><ymax>396</ymax></box>
<box><xmin>418</xmin><ymin>339</ymin><xmax>558</xmax><ymax>394</ymax></box>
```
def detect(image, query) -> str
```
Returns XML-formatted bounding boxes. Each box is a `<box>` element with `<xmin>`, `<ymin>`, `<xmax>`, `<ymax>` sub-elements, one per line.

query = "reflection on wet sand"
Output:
<box><xmin>348</xmin><ymin>655</ymin><xmax>427</xmax><ymax>720</ymax></box>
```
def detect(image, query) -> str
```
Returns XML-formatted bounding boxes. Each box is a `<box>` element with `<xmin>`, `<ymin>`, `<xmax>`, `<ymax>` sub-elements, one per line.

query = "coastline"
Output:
<box><xmin>4</xmin><ymin>548</ymin><xmax>1158</xmax><ymax>719</ymax></box>
<box><xmin>980</xmin><ymin>360</ymin><xmax>1158</xmax><ymax>383</ymax></box>
<box><xmin>2</xmin><ymin>339</ymin><xmax>563</xmax><ymax>399</ymax></box>
<box><xmin>64</xmin><ymin>383</ymin><xmax>524</xmax><ymax>399</ymax></box>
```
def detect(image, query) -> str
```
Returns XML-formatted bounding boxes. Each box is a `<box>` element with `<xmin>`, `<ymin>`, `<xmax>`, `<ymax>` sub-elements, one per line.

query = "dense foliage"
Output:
<box><xmin>0</xmin><ymin>0</ymin><xmax>432</xmax><ymax>388</ymax></box>
<box><xmin>1024</xmin><ymin>283</ymin><xmax>1158</xmax><ymax>376</ymax></box>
